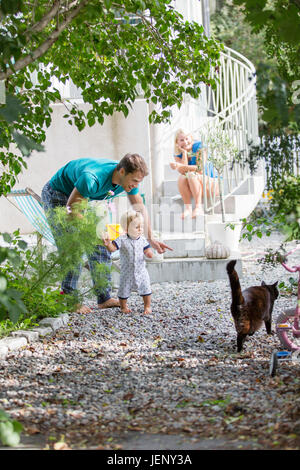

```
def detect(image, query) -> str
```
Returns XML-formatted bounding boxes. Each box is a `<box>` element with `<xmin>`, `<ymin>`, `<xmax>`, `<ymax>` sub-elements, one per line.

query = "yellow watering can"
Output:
<box><xmin>106</xmin><ymin>224</ymin><xmax>123</xmax><ymax>241</ymax></box>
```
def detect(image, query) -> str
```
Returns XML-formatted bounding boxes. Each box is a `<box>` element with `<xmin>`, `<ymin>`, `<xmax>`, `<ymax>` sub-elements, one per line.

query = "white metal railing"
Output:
<box><xmin>192</xmin><ymin>46</ymin><xmax>259</xmax><ymax>213</ymax></box>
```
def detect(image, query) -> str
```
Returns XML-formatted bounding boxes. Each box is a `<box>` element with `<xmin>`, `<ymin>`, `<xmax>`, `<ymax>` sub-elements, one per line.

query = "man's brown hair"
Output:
<box><xmin>116</xmin><ymin>153</ymin><xmax>149</xmax><ymax>177</ymax></box>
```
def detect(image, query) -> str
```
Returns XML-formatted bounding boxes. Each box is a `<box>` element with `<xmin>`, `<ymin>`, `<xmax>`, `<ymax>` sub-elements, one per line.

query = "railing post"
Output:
<box><xmin>192</xmin><ymin>45</ymin><xmax>259</xmax><ymax>214</ymax></box>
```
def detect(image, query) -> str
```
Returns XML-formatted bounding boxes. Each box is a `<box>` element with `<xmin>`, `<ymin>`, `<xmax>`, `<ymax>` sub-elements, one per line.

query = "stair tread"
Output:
<box><xmin>160</xmin><ymin>231</ymin><xmax>205</xmax><ymax>239</ymax></box>
<box><xmin>147</xmin><ymin>253</ymin><xmax>241</xmax><ymax>263</ymax></box>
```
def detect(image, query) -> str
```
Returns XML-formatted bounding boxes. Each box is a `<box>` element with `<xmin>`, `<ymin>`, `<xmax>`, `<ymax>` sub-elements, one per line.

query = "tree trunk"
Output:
<box><xmin>218</xmin><ymin>175</ymin><xmax>225</xmax><ymax>223</ymax></box>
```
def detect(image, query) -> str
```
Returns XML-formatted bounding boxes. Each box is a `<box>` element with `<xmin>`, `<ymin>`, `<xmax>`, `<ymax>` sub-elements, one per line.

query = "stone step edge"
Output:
<box><xmin>0</xmin><ymin>313</ymin><xmax>71</xmax><ymax>360</ymax></box>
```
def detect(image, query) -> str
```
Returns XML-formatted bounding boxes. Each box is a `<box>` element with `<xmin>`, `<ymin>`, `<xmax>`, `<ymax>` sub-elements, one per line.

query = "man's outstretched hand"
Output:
<box><xmin>149</xmin><ymin>238</ymin><xmax>173</xmax><ymax>254</ymax></box>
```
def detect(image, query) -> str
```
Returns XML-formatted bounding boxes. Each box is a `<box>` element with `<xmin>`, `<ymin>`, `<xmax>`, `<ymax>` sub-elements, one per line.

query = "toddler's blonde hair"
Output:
<box><xmin>120</xmin><ymin>209</ymin><xmax>144</xmax><ymax>232</ymax></box>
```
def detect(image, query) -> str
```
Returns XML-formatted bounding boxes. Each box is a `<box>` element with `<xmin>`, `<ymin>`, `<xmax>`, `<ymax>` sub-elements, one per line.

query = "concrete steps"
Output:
<box><xmin>162</xmin><ymin>176</ymin><xmax>250</xmax><ymax>198</ymax></box>
<box><xmin>160</xmin><ymin>232</ymin><xmax>205</xmax><ymax>258</ymax></box>
<box><xmin>213</xmin><ymin>193</ymin><xmax>258</xmax><ymax>219</ymax></box>
<box><xmin>114</xmin><ymin>170</ymin><xmax>263</xmax><ymax>284</ymax></box>
<box><xmin>146</xmin><ymin>255</ymin><xmax>242</xmax><ymax>282</ymax></box>
<box><xmin>112</xmin><ymin>254</ymin><xmax>242</xmax><ymax>285</ymax></box>
<box><xmin>141</xmin><ymin>165</ymin><xmax>264</xmax><ymax>283</ymax></box>
<box><xmin>154</xmin><ymin>209</ymin><xmax>205</xmax><ymax>234</ymax></box>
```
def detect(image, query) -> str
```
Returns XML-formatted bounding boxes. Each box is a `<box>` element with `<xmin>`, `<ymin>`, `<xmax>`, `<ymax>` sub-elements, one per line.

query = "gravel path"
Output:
<box><xmin>0</xmin><ymin>233</ymin><xmax>299</xmax><ymax>450</ymax></box>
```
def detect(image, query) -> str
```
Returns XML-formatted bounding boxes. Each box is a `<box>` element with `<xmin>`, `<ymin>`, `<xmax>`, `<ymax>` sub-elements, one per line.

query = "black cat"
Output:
<box><xmin>226</xmin><ymin>260</ymin><xmax>279</xmax><ymax>352</ymax></box>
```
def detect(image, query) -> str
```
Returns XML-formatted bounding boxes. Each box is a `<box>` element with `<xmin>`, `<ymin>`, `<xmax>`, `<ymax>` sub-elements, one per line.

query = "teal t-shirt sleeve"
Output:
<box><xmin>127</xmin><ymin>187</ymin><xmax>139</xmax><ymax>196</ymax></box>
<box><xmin>75</xmin><ymin>172</ymin><xmax>99</xmax><ymax>197</ymax></box>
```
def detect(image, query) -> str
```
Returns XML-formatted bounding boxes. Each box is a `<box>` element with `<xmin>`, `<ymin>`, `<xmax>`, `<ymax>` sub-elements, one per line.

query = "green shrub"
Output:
<box><xmin>0</xmin><ymin>409</ymin><xmax>23</xmax><ymax>447</ymax></box>
<box><xmin>269</xmin><ymin>176</ymin><xmax>300</xmax><ymax>241</ymax></box>
<box><xmin>241</xmin><ymin>176</ymin><xmax>300</xmax><ymax>243</ymax></box>
<box><xmin>0</xmin><ymin>200</ymin><xmax>109</xmax><ymax>326</ymax></box>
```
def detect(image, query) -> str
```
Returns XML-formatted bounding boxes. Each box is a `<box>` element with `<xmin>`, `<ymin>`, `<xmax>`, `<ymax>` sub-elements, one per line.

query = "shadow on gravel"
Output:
<box><xmin>0</xmin><ymin>431</ymin><xmax>261</xmax><ymax>450</ymax></box>
<box><xmin>113</xmin><ymin>431</ymin><xmax>261</xmax><ymax>450</ymax></box>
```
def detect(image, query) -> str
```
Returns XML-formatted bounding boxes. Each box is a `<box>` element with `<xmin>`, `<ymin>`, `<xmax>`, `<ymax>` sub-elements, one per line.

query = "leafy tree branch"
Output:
<box><xmin>0</xmin><ymin>0</ymin><xmax>90</xmax><ymax>80</ymax></box>
<box><xmin>0</xmin><ymin>0</ymin><xmax>222</xmax><ymax>194</ymax></box>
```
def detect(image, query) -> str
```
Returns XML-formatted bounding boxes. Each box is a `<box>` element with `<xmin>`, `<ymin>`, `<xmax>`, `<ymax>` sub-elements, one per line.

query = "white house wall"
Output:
<box><xmin>0</xmin><ymin>1</ymin><xmax>209</xmax><ymax>235</ymax></box>
<box><xmin>173</xmin><ymin>0</ymin><xmax>203</xmax><ymax>24</ymax></box>
<box><xmin>0</xmin><ymin>99</ymin><xmax>152</xmax><ymax>234</ymax></box>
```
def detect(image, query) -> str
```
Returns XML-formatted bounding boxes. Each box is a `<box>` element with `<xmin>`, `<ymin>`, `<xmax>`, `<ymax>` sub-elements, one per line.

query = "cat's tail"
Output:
<box><xmin>226</xmin><ymin>260</ymin><xmax>244</xmax><ymax>305</ymax></box>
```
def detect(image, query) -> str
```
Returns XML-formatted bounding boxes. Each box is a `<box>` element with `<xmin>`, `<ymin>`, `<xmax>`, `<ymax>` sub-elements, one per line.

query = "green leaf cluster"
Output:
<box><xmin>200</xmin><ymin>126</ymin><xmax>240</xmax><ymax>173</ymax></box>
<box><xmin>0</xmin><ymin>0</ymin><xmax>222</xmax><ymax>195</ymax></box>
<box><xmin>0</xmin><ymin>235</ymin><xmax>28</xmax><ymax>323</ymax></box>
<box><xmin>211</xmin><ymin>0</ymin><xmax>300</xmax><ymax>134</ymax></box>
<box><xmin>198</xmin><ymin>125</ymin><xmax>240</xmax><ymax>222</ymax></box>
<box><xmin>0</xmin><ymin>409</ymin><xmax>23</xmax><ymax>447</ymax></box>
<box><xmin>240</xmin><ymin>133</ymin><xmax>300</xmax><ymax>190</ymax></box>
<box><xmin>0</xmin><ymin>201</ymin><xmax>110</xmax><ymax>325</ymax></box>
<box><xmin>241</xmin><ymin>175</ymin><xmax>300</xmax><ymax>242</ymax></box>
<box><xmin>0</xmin><ymin>91</ymin><xmax>48</xmax><ymax>194</ymax></box>
<box><xmin>269</xmin><ymin>176</ymin><xmax>300</xmax><ymax>241</ymax></box>
<box><xmin>233</xmin><ymin>0</ymin><xmax>300</xmax><ymax>83</ymax></box>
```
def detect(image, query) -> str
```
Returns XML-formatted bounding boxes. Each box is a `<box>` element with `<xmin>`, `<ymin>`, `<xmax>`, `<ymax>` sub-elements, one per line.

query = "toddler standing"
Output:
<box><xmin>103</xmin><ymin>209</ymin><xmax>153</xmax><ymax>314</ymax></box>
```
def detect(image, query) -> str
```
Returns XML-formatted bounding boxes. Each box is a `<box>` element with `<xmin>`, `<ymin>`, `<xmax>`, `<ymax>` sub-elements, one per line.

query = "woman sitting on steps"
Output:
<box><xmin>170</xmin><ymin>129</ymin><xmax>218</xmax><ymax>219</ymax></box>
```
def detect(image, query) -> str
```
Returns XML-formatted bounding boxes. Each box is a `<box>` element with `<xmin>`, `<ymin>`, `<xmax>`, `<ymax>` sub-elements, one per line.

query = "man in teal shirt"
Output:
<box><xmin>50</xmin><ymin>157</ymin><xmax>140</xmax><ymax>200</ymax></box>
<box><xmin>42</xmin><ymin>153</ymin><xmax>171</xmax><ymax>314</ymax></box>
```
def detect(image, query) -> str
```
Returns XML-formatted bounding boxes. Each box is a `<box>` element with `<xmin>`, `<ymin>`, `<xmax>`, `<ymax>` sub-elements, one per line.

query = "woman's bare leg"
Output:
<box><xmin>188</xmin><ymin>176</ymin><xmax>204</xmax><ymax>217</ymax></box>
<box><xmin>178</xmin><ymin>175</ymin><xmax>192</xmax><ymax>218</ymax></box>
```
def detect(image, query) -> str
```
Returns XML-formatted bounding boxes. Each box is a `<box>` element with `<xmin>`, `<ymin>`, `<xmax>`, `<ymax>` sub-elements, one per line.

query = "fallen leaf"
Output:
<box><xmin>155</xmin><ymin>355</ymin><xmax>165</xmax><ymax>361</ymax></box>
<box><xmin>53</xmin><ymin>441</ymin><xmax>71</xmax><ymax>450</ymax></box>
<box><xmin>128</xmin><ymin>425</ymin><xmax>143</xmax><ymax>430</ymax></box>
<box><xmin>123</xmin><ymin>392</ymin><xmax>134</xmax><ymax>401</ymax></box>
<box><xmin>26</xmin><ymin>426</ymin><xmax>40</xmax><ymax>435</ymax></box>
<box><xmin>80</xmin><ymin>348</ymin><xmax>92</xmax><ymax>354</ymax></box>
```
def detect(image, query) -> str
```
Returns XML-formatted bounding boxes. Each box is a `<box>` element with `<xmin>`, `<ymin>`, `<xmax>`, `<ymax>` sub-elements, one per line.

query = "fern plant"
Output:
<box><xmin>0</xmin><ymin>200</ymin><xmax>109</xmax><ymax>324</ymax></box>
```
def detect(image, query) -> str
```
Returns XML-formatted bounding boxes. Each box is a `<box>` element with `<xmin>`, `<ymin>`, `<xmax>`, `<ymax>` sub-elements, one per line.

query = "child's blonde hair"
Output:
<box><xmin>174</xmin><ymin>129</ymin><xmax>193</xmax><ymax>155</ymax></box>
<box><xmin>120</xmin><ymin>209</ymin><xmax>144</xmax><ymax>232</ymax></box>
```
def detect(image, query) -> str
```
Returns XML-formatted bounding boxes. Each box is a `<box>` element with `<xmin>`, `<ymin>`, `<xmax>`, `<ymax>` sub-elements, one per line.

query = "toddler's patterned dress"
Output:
<box><xmin>113</xmin><ymin>234</ymin><xmax>151</xmax><ymax>299</ymax></box>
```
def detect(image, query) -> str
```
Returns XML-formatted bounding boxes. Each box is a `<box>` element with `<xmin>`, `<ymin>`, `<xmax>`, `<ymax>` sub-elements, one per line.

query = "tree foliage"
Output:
<box><xmin>233</xmin><ymin>0</ymin><xmax>300</xmax><ymax>83</ymax></box>
<box><xmin>0</xmin><ymin>0</ymin><xmax>222</xmax><ymax>195</ymax></box>
<box><xmin>211</xmin><ymin>0</ymin><xmax>300</xmax><ymax>133</ymax></box>
<box><xmin>212</xmin><ymin>0</ymin><xmax>300</xmax><ymax>242</ymax></box>
<box><xmin>246</xmin><ymin>134</ymin><xmax>300</xmax><ymax>190</ymax></box>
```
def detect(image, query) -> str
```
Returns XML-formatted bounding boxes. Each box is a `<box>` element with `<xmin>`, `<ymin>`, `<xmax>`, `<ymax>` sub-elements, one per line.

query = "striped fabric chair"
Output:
<box><xmin>6</xmin><ymin>187</ymin><xmax>121</xmax><ymax>270</ymax></box>
<box><xmin>6</xmin><ymin>187</ymin><xmax>56</xmax><ymax>246</ymax></box>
